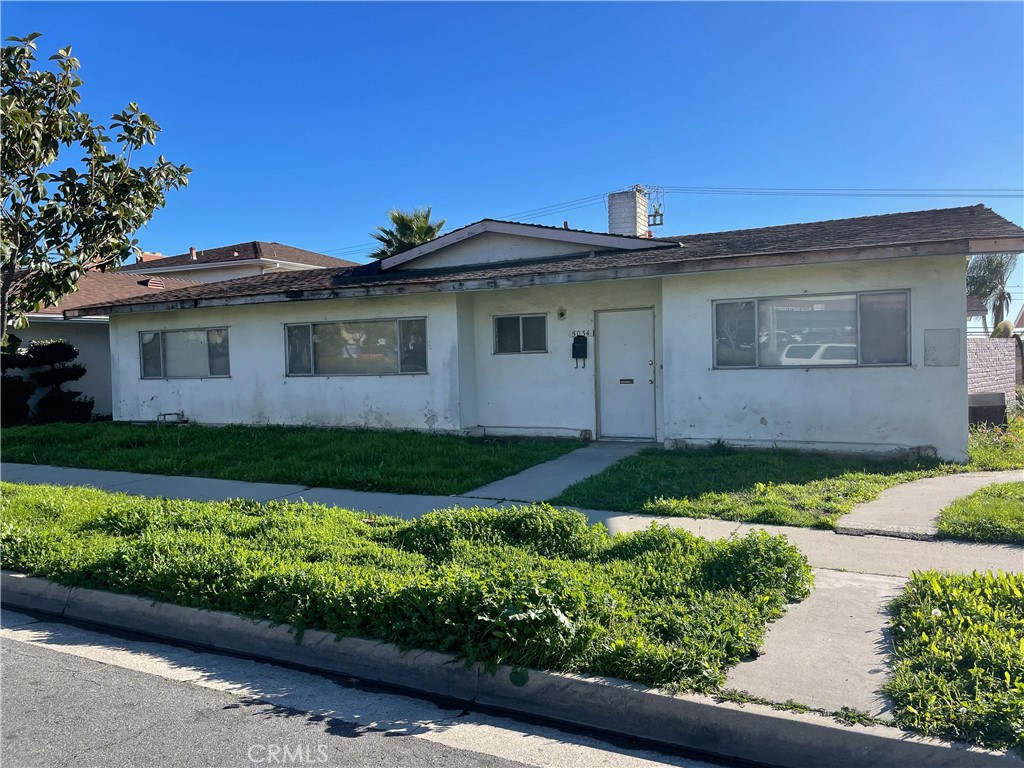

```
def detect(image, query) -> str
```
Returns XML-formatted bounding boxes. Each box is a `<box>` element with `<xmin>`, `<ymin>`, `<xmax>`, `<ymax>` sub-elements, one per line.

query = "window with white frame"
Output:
<box><xmin>494</xmin><ymin>314</ymin><xmax>547</xmax><ymax>354</ymax></box>
<box><xmin>285</xmin><ymin>318</ymin><xmax>427</xmax><ymax>376</ymax></box>
<box><xmin>713</xmin><ymin>291</ymin><xmax>909</xmax><ymax>368</ymax></box>
<box><xmin>139</xmin><ymin>328</ymin><xmax>230</xmax><ymax>379</ymax></box>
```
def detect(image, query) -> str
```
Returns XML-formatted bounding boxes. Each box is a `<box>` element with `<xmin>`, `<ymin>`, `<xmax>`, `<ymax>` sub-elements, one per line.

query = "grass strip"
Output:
<box><xmin>0</xmin><ymin>422</ymin><xmax>584</xmax><ymax>496</ymax></box>
<box><xmin>552</xmin><ymin>420</ymin><xmax>1024</xmax><ymax>529</ymax></box>
<box><xmin>937</xmin><ymin>482</ymin><xmax>1024</xmax><ymax>545</ymax></box>
<box><xmin>883</xmin><ymin>571</ymin><xmax>1024</xmax><ymax>753</ymax></box>
<box><xmin>0</xmin><ymin>481</ymin><xmax>812</xmax><ymax>692</ymax></box>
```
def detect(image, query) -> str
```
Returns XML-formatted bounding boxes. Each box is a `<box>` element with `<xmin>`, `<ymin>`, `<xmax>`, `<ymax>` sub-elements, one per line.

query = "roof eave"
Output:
<box><xmin>66</xmin><ymin>237</ymin><xmax>994</xmax><ymax>318</ymax></box>
<box><xmin>122</xmin><ymin>258</ymin><xmax>330</xmax><ymax>274</ymax></box>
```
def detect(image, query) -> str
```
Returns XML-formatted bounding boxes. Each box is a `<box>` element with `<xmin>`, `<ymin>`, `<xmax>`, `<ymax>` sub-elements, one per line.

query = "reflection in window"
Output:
<box><xmin>286</xmin><ymin>318</ymin><xmax>427</xmax><ymax>375</ymax></box>
<box><xmin>758</xmin><ymin>295</ymin><xmax>856</xmax><ymax>366</ymax></box>
<box><xmin>714</xmin><ymin>301</ymin><xmax>756</xmax><ymax>367</ymax></box>
<box><xmin>713</xmin><ymin>291</ymin><xmax>909</xmax><ymax>368</ymax></box>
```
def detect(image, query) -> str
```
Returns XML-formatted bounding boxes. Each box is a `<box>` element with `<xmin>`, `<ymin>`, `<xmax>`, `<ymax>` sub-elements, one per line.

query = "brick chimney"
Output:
<box><xmin>138</xmin><ymin>251</ymin><xmax>163</xmax><ymax>262</ymax></box>
<box><xmin>607</xmin><ymin>186</ymin><xmax>649</xmax><ymax>237</ymax></box>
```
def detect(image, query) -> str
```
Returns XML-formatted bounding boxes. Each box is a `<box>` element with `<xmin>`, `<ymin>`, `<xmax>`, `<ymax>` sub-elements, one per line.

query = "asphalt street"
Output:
<box><xmin>1</xmin><ymin>612</ymin><xmax>719</xmax><ymax>768</ymax></box>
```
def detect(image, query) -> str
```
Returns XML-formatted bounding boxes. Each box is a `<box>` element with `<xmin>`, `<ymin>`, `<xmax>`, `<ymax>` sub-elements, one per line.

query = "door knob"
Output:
<box><xmin>648</xmin><ymin>360</ymin><xmax>654</xmax><ymax>366</ymax></box>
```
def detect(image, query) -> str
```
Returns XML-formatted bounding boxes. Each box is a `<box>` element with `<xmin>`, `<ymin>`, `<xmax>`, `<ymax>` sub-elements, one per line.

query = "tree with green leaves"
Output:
<box><xmin>967</xmin><ymin>252</ymin><xmax>1019</xmax><ymax>329</ymax></box>
<box><xmin>1</xmin><ymin>33</ymin><xmax>191</xmax><ymax>335</ymax></box>
<box><xmin>369</xmin><ymin>206</ymin><xmax>446</xmax><ymax>259</ymax></box>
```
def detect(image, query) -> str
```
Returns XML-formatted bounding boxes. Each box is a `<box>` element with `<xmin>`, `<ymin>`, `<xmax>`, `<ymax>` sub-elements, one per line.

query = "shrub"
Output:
<box><xmin>0</xmin><ymin>483</ymin><xmax>814</xmax><ymax>692</ymax></box>
<box><xmin>0</xmin><ymin>374</ymin><xmax>34</xmax><ymax>427</ymax></box>
<box><xmin>5</xmin><ymin>340</ymin><xmax>95</xmax><ymax>424</ymax></box>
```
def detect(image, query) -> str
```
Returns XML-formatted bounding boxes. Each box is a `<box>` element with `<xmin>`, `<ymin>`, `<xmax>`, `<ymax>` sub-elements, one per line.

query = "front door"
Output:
<box><xmin>596</xmin><ymin>308</ymin><xmax>656</xmax><ymax>439</ymax></box>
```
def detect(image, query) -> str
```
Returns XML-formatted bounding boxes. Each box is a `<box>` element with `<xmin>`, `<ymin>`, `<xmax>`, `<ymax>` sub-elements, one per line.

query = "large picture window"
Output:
<box><xmin>714</xmin><ymin>291</ymin><xmax>909</xmax><ymax>368</ymax></box>
<box><xmin>140</xmin><ymin>328</ymin><xmax>230</xmax><ymax>379</ymax></box>
<box><xmin>494</xmin><ymin>314</ymin><xmax>547</xmax><ymax>354</ymax></box>
<box><xmin>285</xmin><ymin>317</ymin><xmax>427</xmax><ymax>376</ymax></box>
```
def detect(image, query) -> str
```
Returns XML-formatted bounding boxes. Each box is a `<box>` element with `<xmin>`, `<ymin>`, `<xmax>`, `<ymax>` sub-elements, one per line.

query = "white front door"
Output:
<box><xmin>596</xmin><ymin>308</ymin><xmax>656</xmax><ymax>439</ymax></box>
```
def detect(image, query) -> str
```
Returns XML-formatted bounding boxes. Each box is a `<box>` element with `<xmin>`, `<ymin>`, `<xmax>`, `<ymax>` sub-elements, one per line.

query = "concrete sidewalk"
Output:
<box><xmin>835</xmin><ymin>469</ymin><xmax>1023</xmax><ymax>539</ymax></box>
<box><xmin>4</xmin><ymin>461</ymin><xmax>1021</xmax><ymax>577</ymax></box>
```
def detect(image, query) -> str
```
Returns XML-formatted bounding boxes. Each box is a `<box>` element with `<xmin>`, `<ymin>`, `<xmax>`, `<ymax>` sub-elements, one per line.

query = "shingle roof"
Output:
<box><xmin>966</xmin><ymin>294</ymin><xmax>988</xmax><ymax>316</ymax></box>
<box><xmin>32</xmin><ymin>271</ymin><xmax>201</xmax><ymax>315</ymax></box>
<box><xmin>75</xmin><ymin>205</ymin><xmax>1024</xmax><ymax>314</ymax></box>
<box><xmin>120</xmin><ymin>241</ymin><xmax>356</xmax><ymax>271</ymax></box>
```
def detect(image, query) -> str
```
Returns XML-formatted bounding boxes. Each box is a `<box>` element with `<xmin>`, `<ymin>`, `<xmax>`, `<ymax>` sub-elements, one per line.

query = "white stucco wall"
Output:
<box><xmin>465</xmin><ymin>278</ymin><xmax>664</xmax><ymax>439</ymax></box>
<box><xmin>17</xmin><ymin>318</ymin><xmax>114</xmax><ymax>416</ymax></box>
<box><xmin>108</xmin><ymin>294</ymin><xmax>461</xmax><ymax>431</ymax></box>
<box><xmin>106</xmin><ymin>252</ymin><xmax>969</xmax><ymax>459</ymax></box>
<box><xmin>659</xmin><ymin>254</ymin><xmax>968</xmax><ymax>460</ymax></box>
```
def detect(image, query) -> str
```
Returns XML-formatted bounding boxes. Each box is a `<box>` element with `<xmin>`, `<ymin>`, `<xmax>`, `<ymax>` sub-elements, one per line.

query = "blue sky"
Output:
<box><xmin>4</xmin><ymin>1</ymin><xmax>1023</xmax><ymax>311</ymax></box>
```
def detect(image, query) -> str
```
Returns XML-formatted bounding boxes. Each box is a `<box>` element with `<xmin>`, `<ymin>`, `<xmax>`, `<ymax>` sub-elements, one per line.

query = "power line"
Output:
<box><xmin>662</xmin><ymin>186</ymin><xmax>1024</xmax><ymax>199</ymax></box>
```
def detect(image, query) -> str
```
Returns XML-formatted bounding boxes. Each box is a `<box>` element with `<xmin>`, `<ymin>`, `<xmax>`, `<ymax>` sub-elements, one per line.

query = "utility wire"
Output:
<box><xmin>318</xmin><ymin>185</ymin><xmax>1023</xmax><ymax>256</ymax></box>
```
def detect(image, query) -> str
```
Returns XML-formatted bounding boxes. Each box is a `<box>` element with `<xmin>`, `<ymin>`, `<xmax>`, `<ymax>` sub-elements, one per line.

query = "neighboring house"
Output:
<box><xmin>70</xmin><ymin>195</ymin><xmax>1024</xmax><ymax>461</ymax></box>
<box><xmin>122</xmin><ymin>241</ymin><xmax>356</xmax><ymax>282</ymax></box>
<box><xmin>966</xmin><ymin>293</ymin><xmax>1020</xmax><ymax>410</ymax></box>
<box><xmin>966</xmin><ymin>293</ymin><xmax>989</xmax><ymax>332</ymax></box>
<box><xmin>16</xmin><ymin>272</ymin><xmax>200</xmax><ymax>415</ymax></box>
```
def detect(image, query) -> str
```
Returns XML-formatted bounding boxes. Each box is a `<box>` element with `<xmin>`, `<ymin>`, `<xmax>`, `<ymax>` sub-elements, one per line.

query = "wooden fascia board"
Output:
<box><xmin>968</xmin><ymin>237</ymin><xmax>1024</xmax><ymax>254</ymax></box>
<box><xmin>378</xmin><ymin>223</ymin><xmax>489</xmax><ymax>269</ymax></box>
<box><xmin>72</xmin><ymin>239</ymin><xmax>971</xmax><ymax>318</ymax></box>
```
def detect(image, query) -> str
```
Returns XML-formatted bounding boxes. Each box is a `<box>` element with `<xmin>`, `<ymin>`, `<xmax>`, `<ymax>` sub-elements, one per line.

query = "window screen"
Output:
<box><xmin>859</xmin><ymin>292</ymin><xmax>909</xmax><ymax>364</ymax></box>
<box><xmin>494</xmin><ymin>315</ymin><xmax>546</xmax><ymax>354</ymax></box>
<box><xmin>140</xmin><ymin>329</ymin><xmax>230</xmax><ymax>379</ymax></box>
<box><xmin>714</xmin><ymin>301</ymin><xmax>756</xmax><ymax>367</ymax></box>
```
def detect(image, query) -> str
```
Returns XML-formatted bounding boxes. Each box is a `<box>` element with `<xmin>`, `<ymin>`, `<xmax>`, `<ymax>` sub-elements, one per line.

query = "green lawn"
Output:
<box><xmin>0</xmin><ymin>422</ymin><xmax>584</xmax><ymax>496</ymax></box>
<box><xmin>0</xmin><ymin>482</ymin><xmax>813</xmax><ymax>693</ymax></box>
<box><xmin>551</xmin><ymin>420</ymin><xmax>1024</xmax><ymax>529</ymax></box>
<box><xmin>938</xmin><ymin>482</ymin><xmax>1024</xmax><ymax>545</ymax></box>
<box><xmin>884</xmin><ymin>571</ymin><xmax>1024</xmax><ymax>753</ymax></box>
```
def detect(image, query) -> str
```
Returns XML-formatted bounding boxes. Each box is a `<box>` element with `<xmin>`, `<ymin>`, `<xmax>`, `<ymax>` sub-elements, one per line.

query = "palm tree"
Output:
<box><xmin>967</xmin><ymin>252</ymin><xmax>1019</xmax><ymax>327</ymax></box>
<box><xmin>369</xmin><ymin>207</ymin><xmax>446</xmax><ymax>259</ymax></box>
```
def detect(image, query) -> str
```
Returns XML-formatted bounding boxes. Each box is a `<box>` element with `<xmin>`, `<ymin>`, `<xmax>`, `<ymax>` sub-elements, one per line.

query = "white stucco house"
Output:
<box><xmin>14</xmin><ymin>242</ymin><xmax>354</xmax><ymax>415</ymax></box>
<box><xmin>69</xmin><ymin>193</ymin><xmax>1024</xmax><ymax>461</ymax></box>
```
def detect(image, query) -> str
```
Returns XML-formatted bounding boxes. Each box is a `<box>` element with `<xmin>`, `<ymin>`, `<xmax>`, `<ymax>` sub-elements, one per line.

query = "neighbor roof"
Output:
<box><xmin>31</xmin><ymin>271</ymin><xmax>201</xmax><ymax>316</ymax></box>
<box><xmin>69</xmin><ymin>205</ymin><xmax>1024</xmax><ymax>317</ymax></box>
<box><xmin>120</xmin><ymin>241</ymin><xmax>355</xmax><ymax>271</ymax></box>
<box><xmin>966</xmin><ymin>294</ymin><xmax>988</xmax><ymax>317</ymax></box>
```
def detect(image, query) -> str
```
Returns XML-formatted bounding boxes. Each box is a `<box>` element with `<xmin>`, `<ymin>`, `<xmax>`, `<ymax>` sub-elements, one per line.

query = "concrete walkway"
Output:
<box><xmin>465</xmin><ymin>441</ymin><xmax>649</xmax><ymax>501</ymax></box>
<box><xmin>726</xmin><ymin>569</ymin><xmax>902</xmax><ymax>718</ymax></box>
<box><xmin>835</xmin><ymin>469</ymin><xmax>1023</xmax><ymax>540</ymax></box>
<box><xmin>4</xmin><ymin>460</ymin><xmax>1022</xmax><ymax>726</ymax></box>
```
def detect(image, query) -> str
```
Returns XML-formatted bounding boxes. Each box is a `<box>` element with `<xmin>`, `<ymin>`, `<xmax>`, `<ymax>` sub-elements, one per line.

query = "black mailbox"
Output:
<box><xmin>572</xmin><ymin>335</ymin><xmax>588</xmax><ymax>359</ymax></box>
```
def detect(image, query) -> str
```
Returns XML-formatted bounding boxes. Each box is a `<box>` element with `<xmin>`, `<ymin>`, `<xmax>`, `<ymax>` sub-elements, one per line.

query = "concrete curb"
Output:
<box><xmin>2</xmin><ymin>570</ymin><xmax>1016</xmax><ymax>768</ymax></box>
